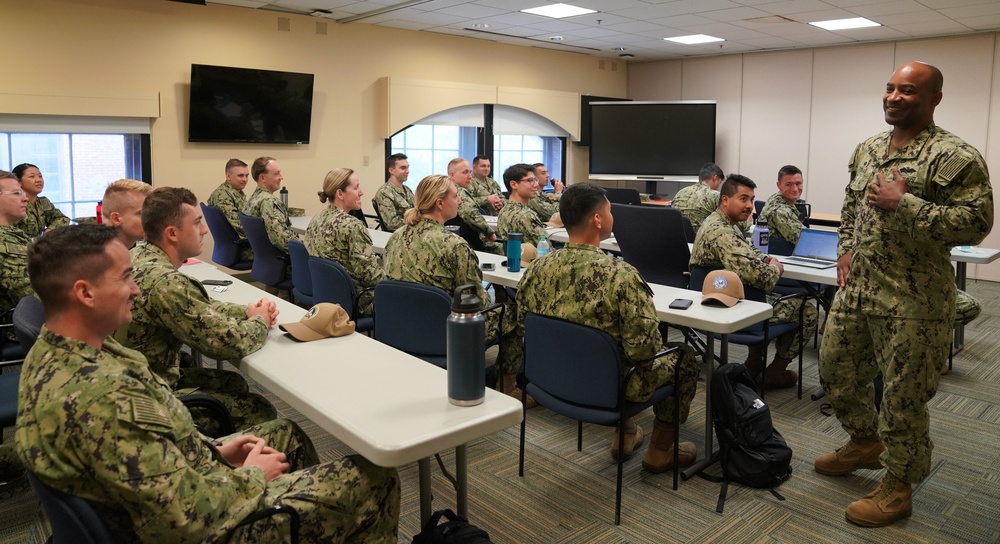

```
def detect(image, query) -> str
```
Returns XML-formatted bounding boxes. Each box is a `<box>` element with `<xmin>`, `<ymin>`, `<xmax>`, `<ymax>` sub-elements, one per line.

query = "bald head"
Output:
<box><xmin>884</xmin><ymin>61</ymin><xmax>943</xmax><ymax>133</ymax></box>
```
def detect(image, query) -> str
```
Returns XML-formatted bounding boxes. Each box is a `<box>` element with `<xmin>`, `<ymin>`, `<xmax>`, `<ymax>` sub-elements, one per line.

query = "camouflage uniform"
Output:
<box><xmin>207</xmin><ymin>181</ymin><xmax>254</xmax><ymax>261</ymax></box>
<box><xmin>820</xmin><ymin>123</ymin><xmax>993</xmax><ymax>484</ymax></box>
<box><xmin>527</xmin><ymin>193</ymin><xmax>560</xmax><ymax>223</ymax></box>
<box><xmin>672</xmin><ymin>182</ymin><xmax>751</xmax><ymax>235</ymax></box>
<box><xmin>243</xmin><ymin>186</ymin><xmax>300</xmax><ymax>252</ymax></box>
<box><xmin>515</xmin><ymin>243</ymin><xmax>699</xmax><ymax>423</ymax></box>
<box><xmin>758</xmin><ymin>192</ymin><xmax>803</xmax><ymax>245</ymax></box>
<box><xmin>469</xmin><ymin>175</ymin><xmax>505</xmax><ymax>216</ymax></box>
<box><xmin>15</xmin><ymin>196</ymin><xmax>69</xmax><ymax>237</ymax></box>
<box><xmin>691</xmin><ymin>209</ymin><xmax>818</xmax><ymax>360</ymax></box>
<box><xmin>304</xmin><ymin>206</ymin><xmax>384</xmax><ymax>316</ymax></box>
<box><xmin>383</xmin><ymin>217</ymin><xmax>520</xmax><ymax>372</ymax></box>
<box><xmin>497</xmin><ymin>200</ymin><xmax>545</xmax><ymax>246</ymax></box>
<box><xmin>0</xmin><ymin>225</ymin><xmax>33</xmax><ymax>313</ymax></box>
<box><xmin>113</xmin><ymin>243</ymin><xmax>276</xmax><ymax>431</ymax></box>
<box><xmin>15</xmin><ymin>327</ymin><xmax>400</xmax><ymax>543</ymax></box>
<box><xmin>456</xmin><ymin>184</ymin><xmax>503</xmax><ymax>255</ymax></box>
<box><xmin>372</xmin><ymin>182</ymin><xmax>414</xmax><ymax>232</ymax></box>
<box><xmin>955</xmin><ymin>289</ymin><xmax>981</xmax><ymax>327</ymax></box>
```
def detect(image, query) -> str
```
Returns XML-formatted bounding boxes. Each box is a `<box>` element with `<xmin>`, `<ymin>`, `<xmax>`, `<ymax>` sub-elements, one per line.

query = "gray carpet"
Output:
<box><xmin>4</xmin><ymin>279</ymin><xmax>1000</xmax><ymax>543</ymax></box>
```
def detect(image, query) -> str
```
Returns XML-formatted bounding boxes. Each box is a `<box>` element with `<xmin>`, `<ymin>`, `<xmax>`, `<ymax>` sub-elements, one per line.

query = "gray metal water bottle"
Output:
<box><xmin>279</xmin><ymin>186</ymin><xmax>289</xmax><ymax>208</ymax></box>
<box><xmin>447</xmin><ymin>284</ymin><xmax>485</xmax><ymax>406</ymax></box>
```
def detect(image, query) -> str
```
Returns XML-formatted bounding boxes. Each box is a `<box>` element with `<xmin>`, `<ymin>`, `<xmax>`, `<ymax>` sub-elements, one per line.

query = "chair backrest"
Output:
<box><xmin>767</xmin><ymin>235</ymin><xmax>796</xmax><ymax>256</ymax></box>
<box><xmin>27</xmin><ymin>472</ymin><xmax>114</xmax><ymax>544</ymax></box>
<box><xmin>611</xmin><ymin>203</ymin><xmax>690</xmax><ymax>288</ymax></box>
<box><xmin>371</xmin><ymin>199</ymin><xmax>388</xmax><ymax>232</ymax></box>
<box><xmin>200</xmin><ymin>203</ymin><xmax>244</xmax><ymax>268</ymax></box>
<box><xmin>13</xmin><ymin>295</ymin><xmax>45</xmax><ymax>352</ymax></box>
<box><xmin>373</xmin><ymin>280</ymin><xmax>452</xmax><ymax>359</ymax></box>
<box><xmin>753</xmin><ymin>200</ymin><xmax>765</xmax><ymax>222</ymax></box>
<box><xmin>604</xmin><ymin>187</ymin><xmax>642</xmax><ymax>206</ymax></box>
<box><xmin>287</xmin><ymin>239</ymin><xmax>313</xmax><ymax>301</ymax></box>
<box><xmin>444</xmin><ymin>215</ymin><xmax>486</xmax><ymax>252</ymax></box>
<box><xmin>523</xmin><ymin>313</ymin><xmax>623</xmax><ymax>410</ymax></box>
<box><xmin>238</xmin><ymin>212</ymin><xmax>288</xmax><ymax>287</ymax></box>
<box><xmin>308</xmin><ymin>256</ymin><xmax>359</xmax><ymax>318</ymax></box>
<box><xmin>680</xmin><ymin>214</ymin><xmax>697</xmax><ymax>244</ymax></box>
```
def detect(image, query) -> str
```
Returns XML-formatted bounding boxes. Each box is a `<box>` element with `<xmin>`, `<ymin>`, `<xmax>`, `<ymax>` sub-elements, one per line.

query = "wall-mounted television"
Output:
<box><xmin>188</xmin><ymin>64</ymin><xmax>314</xmax><ymax>144</ymax></box>
<box><xmin>588</xmin><ymin>101</ymin><xmax>716</xmax><ymax>181</ymax></box>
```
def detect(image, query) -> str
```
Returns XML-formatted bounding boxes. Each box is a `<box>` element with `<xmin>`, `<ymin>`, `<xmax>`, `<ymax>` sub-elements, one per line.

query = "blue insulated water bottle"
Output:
<box><xmin>447</xmin><ymin>284</ymin><xmax>486</xmax><ymax>406</ymax></box>
<box><xmin>506</xmin><ymin>232</ymin><xmax>523</xmax><ymax>272</ymax></box>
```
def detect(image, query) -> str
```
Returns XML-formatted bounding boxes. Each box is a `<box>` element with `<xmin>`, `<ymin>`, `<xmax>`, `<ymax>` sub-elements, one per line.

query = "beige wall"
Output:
<box><xmin>629</xmin><ymin>34</ymin><xmax>1000</xmax><ymax>281</ymax></box>
<box><xmin>1</xmin><ymin>0</ymin><xmax>625</xmax><ymax>258</ymax></box>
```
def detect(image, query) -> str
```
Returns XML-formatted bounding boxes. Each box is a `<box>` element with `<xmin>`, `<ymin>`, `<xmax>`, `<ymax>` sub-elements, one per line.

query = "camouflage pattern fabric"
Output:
<box><xmin>243</xmin><ymin>186</ymin><xmax>300</xmax><ymax>251</ymax></box>
<box><xmin>527</xmin><ymin>193</ymin><xmax>560</xmax><ymax>223</ymax></box>
<box><xmin>0</xmin><ymin>225</ymin><xmax>33</xmax><ymax>313</ymax></box>
<box><xmin>469</xmin><ymin>175</ymin><xmax>505</xmax><ymax>216</ymax></box>
<box><xmin>758</xmin><ymin>192</ymin><xmax>803</xmax><ymax>245</ymax></box>
<box><xmin>304</xmin><ymin>206</ymin><xmax>384</xmax><ymax>316</ymax></box>
<box><xmin>372</xmin><ymin>182</ymin><xmax>414</xmax><ymax>232</ymax></box>
<box><xmin>820</xmin><ymin>123</ymin><xmax>993</xmax><ymax>484</ymax></box>
<box><xmin>16</xmin><ymin>328</ymin><xmax>400</xmax><ymax>543</ymax></box>
<box><xmin>208</xmin><ymin>181</ymin><xmax>254</xmax><ymax>260</ymax></box>
<box><xmin>515</xmin><ymin>243</ymin><xmax>699</xmax><ymax>423</ymax></box>
<box><xmin>496</xmin><ymin>201</ymin><xmax>544</xmax><ymax>246</ymax></box>
<box><xmin>456</xmin><ymin>184</ymin><xmax>503</xmax><ymax>255</ymax></box>
<box><xmin>691</xmin><ymin>208</ymin><xmax>817</xmax><ymax>360</ymax></box>
<box><xmin>671</xmin><ymin>182</ymin><xmax>719</xmax><ymax>233</ymax></box>
<box><xmin>955</xmin><ymin>289</ymin><xmax>981</xmax><ymax>327</ymax></box>
<box><xmin>383</xmin><ymin>217</ymin><xmax>520</xmax><ymax>372</ymax></box>
<box><xmin>15</xmin><ymin>196</ymin><xmax>69</xmax><ymax>238</ymax></box>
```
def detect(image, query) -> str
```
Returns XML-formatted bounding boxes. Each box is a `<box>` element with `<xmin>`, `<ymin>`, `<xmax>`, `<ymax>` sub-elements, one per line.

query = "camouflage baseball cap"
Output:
<box><xmin>701</xmin><ymin>270</ymin><xmax>745</xmax><ymax>307</ymax></box>
<box><xmin>279</xmin><ymin>303</ymin><xmax>355</xmax><ymax>341</ymax></box>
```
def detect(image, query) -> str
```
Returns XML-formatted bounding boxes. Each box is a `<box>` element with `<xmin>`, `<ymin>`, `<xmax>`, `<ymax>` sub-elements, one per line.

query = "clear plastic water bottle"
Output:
<box><xmin>536</xmin><ymin>233</ymin><xmax>550</xmax><ymax>257</ymax></box>
<box><xmin>753</xmin><ymin>217</ymin><xmax>769</xmax><ymax>254</ymax></box>
<box><xmin>447</xmin><ymin>284</ymin><xmax>485</xmax><ymax>406</ymax></box>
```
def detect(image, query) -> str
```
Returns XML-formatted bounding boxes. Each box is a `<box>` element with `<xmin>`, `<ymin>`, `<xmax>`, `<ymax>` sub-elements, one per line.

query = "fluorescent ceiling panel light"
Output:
<box><xmin>664</xmin><ymin>34</ymin><xmax>724</xmax><ymax>45</ymax></box>
<box><xmin>809</xmin><ymin>17</ymin><xmax>880</xmax><ymax>31</ymax></box>
<box><xmin>521</xmin><ymin>3</ymin><xmax>597</xmax><ymax>19</ymax></box>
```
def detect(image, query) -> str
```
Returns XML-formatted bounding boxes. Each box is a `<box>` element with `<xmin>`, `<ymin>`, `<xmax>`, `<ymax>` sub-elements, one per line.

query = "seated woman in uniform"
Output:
<box><xmin>304</xmin><ymin>168</ymin><xmax>384</xmax><ymax>316</ymax></box>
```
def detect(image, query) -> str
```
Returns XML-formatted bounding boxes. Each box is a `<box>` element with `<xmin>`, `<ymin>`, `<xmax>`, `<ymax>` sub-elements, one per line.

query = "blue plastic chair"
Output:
<box><xmin>200</xmin><ymin>203</ymin><xmax>252</xmax><ymax>271</ymax></box>
<box><xmin>372</xmin><ymin>280</ymin><xmax>454</xmax><ymax>368</ymax></box>
<box><xmin>287</xmin><ymin>240</ymin><xmax>314</xmax><ymax>308</ymax></box>
<box><xmin>518</xmin><ymin>312</ymin><xmax>680</xmax><ymax>525</ymax></box>
<box><xmin>308</xmin><ymin>256</ymin><xmax>374</xmax><ymax>334</ymax></box>
<box><xmin>238</xmin><ymin>212</ymin><xmax>293</xmax><ymax>291</ymax></box>
<box><xmin>611</xmin><ymin>203</ymin><xmax>690</xmax><ymax>288</ymax></box>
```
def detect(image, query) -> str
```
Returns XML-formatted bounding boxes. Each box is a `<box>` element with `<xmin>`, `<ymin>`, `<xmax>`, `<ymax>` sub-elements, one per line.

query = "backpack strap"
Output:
<box><xmin>693</xmin><ymin>472</ymin><xmax>729</xmax><ymax>513</ymax></box>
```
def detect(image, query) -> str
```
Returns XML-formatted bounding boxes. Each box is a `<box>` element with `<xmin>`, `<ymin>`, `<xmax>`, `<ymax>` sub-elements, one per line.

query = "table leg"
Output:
<box><xmin>418</xmin><ymin>458</ymin><xmax>432</xmax><ymax>526</ymax></box>
<box><xmin>954</xmin><ymin>262</ymin><xmax>967</xmax><ymax>355</ymax></box>
<box><xmin>455</xmin><ymin>445</ymin><xmax>468</xmax><ymax>520</ymax></box>
<box><xmin>682</xmin><ymin>333</ymin><xmax>724</xmax><ymax>479</ymax></box>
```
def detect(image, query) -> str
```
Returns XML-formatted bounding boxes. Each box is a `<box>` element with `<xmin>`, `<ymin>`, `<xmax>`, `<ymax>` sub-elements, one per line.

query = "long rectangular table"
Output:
<box><xmin>183</xmin><ymin>261</ymin><xmax>522</xmax><ymax>524</ymax></box>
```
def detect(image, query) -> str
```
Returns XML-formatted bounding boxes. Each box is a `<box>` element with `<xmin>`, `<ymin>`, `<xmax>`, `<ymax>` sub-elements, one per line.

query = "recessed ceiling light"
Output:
<box><xmin>522</xmin><ymin>3</ymin><xmax>597</xmax><ymax>19</ymax></box>
<box><xmin>809</xmin><ymin>17</ymin><xmax>880</xmax><ymax>31</ymax></box>
<box><xmin>471</xmin><ymin>23</ymin><xmax>490</xmax><ymax>29</ymax></box>
<box><xmin>664</xmin><ymin>34</ymin><xmax>724</xmax><ymax>45</ymax></box>
<box><xmin>549</xmin><ymin>35</ymin><xmax>564</xmax><ymax>41</ymax></box>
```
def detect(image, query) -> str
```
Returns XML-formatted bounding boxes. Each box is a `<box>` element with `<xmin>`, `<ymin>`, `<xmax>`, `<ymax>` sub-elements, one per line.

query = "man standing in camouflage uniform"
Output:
<box><xmin>470</xmin><ymin>155</ymin><xmax>505</xmax><ymax>216</ymax></box>
<box><xmin>516</xmin><ymin>183</ymin><xmax>700</xmax><ymax>471</ymax></box>
<box><xmin>447</xmin><ymin>158</ymin><xmax>503</xmax><ymax>255</ymax></box>
<box><xmin>527</xmin><ymin>163</ymin><xmax>562</xmax><ymax>223</ymax></box>
<box><xmin>815</xmin><ymin>62</ymin><xmax>993</xmax><ymax>527</ymax></box>
<box><xmin>758</xmin><ymin>165</ymin><xmax>806</xmax><ymax>245</ymax></box>
<box><xmin>243</xmin><ymin>156</ymin><xmax>300</xmax><ymax>252</ymax></box>
<box><xmin>497</xmin><ymin>164</ymin><xmax>545</xmax><ymax>246</ymax></box>
<box><xmin>372</xmin><ymin>153</ymin><xmax>413</xmax><ymax>232</ymax></box>
<box><xmin>207</xmin><ymin>158</ymin><xmax>254</xmax><ymax>261</ymax></box>
<box><xmin>0</xmin><ymin>170</ymin><xmax>33</xmax><ymax>313</ymax></box>
<box><xmin>671</xmin><ymin>162</ymin><xmax>725</xmax><ymax>232</ymax></box>
<box><xmin>115</xmin><ymin>188</ymin><xmax>278</xmax><ymax>433</ymax></box>
<box><xmin>16</xmin><ymin>224</ymin><xmax>400</xmax><ymax>543</ymax></box>
<box><xmin>690</xmin><ymin>174</ymin><xmax>817</xmax><ymax>389</ymax></box>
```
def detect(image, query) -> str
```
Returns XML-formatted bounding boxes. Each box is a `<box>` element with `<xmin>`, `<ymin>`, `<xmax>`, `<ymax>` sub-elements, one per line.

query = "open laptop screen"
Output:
<box><xmin>793</xmin><ymin>229</ymin><xmax>838</xmax><ymax>260</ymax></box>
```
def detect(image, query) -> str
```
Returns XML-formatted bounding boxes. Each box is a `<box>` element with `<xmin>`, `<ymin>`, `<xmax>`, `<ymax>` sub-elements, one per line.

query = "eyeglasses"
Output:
<box><xmin>0</xmin><ymin>190</ymin><xmax>26</xmax><ymax>198</ymax></box>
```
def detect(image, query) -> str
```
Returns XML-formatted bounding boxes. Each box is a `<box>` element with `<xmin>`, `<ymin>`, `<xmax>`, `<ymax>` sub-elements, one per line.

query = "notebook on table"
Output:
<box><xmin>775</xmin><ymin>229</ymin><xmax>838</xmax><ymax>269</ymax></box>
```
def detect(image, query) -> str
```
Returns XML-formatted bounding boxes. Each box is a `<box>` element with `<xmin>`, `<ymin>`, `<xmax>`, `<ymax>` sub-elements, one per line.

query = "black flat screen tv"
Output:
<box><xmin>589</xmin><ymin>101</ymin><xmax>716</xmax><ymax>181</ymax></box>
<box><xmin>188</xmin><ymin>64</ymin><xmax>314</xmax><ymax>144</ymax></box>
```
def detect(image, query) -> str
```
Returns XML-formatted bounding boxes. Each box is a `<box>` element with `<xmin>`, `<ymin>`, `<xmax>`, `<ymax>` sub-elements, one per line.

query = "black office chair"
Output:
<box><xmin>308</xmin><ymin>256</ymin><xmax>374</xmax><ymax>334</ymax></box>
<box><xmin>348</xmin><ymin>208</ymin><xmax>383</xmax><ymax>230</ymax></box>
<box><xmin>371</xmin><ymin>200</ymin><xmax>390</xmax><ymax>232</ymax></box>
<box><xmin>611</xmin><ymin>203</ymin><xmax>690</xmax><ymax>288</ymax></box>
<box><xmin>680</xmin><ymin>215</ymin><xmax>697</xmax><ymax>244</ymax></box>
<box><xmin>0</xmin><ymin>309</ymin><xmax>25</xmax><ymax>370</ymax></box>
<box><xmin>13</xmin><ymin>295</ymin><xmax>44</xmax><ymax>352</ymax></box>
<box><xmin>753</xmin><ymin>200</ymin><xmax>765</xmax><ymax>223</ymax></box>
<box><xmin>445</xmin><ymin>215</ymin><xmax>486</xmax><ymax>252</ymax></box>
<box><xmin>238</xmin><ymin>212</ymin><xmax>293</xmax><ymax>292</ymax></box>
<box><xmin>0</xmin><ymin>371</ymin><xmax>17</xmax><ymax>443</ymax></box>
<box><xmin>519</xmin><ymin>313</ymin><xmax>680</xmax><ymax>525</ymax></box>
<box><xmin>287</xmin><ymin>240</ymin><xmax>314</xmax><ymax>308</ymax></box>
<box><xmin>200</xmin><ymin>203</ymin><xmax>252</xmax><ymax>271</ymax></box>
<box><xmin>604</xmin><ymin>187</ymin><xmax>642</xmax><ymax>206</ymax></box>
<box><xmin>27</xmin><ymin>472</ymin><xmax>300</xmax><ymax>544</ymax></box>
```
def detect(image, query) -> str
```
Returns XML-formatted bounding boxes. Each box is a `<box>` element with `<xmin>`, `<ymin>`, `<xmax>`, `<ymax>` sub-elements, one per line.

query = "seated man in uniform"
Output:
<box><xmin>243</xmin><ymin>156</ymin><xmax>300</xmax><ymax>252</ymax></box>
<box><xmin>0</xmin><ymin>170</ymin><xmax>33</xmax><ymax>314</ymax></box>
<box><xmin>515</xmin><ymin>183</ymin><xmax>700</xmax><ymax>470</ymax></box>
<box><xmin>470</xmin><ymin>155</ymin><xmax>505</xmax><ymax>216</ymax></box>
<box><xmin>527</xmin><ymin>163</ymin><xmax>562</xmax><ymax>222</ymax></box>
<box><xmin>671</xmin><ymin>162</ymin><xmax>725</xmax><ymax>232</ymax></box>
<box><xmin>15</xmin><ymin>223</ymin><xmax>400</xmax><ymax>542</ymax></box>
<box><xmin>372</xmin><ymin>153</ymin><xmax>413</xmax><ymax>232</ymax></box>
<box><xmin>114</xmin><ymin>187</ymin><xmax>278</xmax><ymax>433</ymax></box>
<box><xmin>758</xmin><ymin>165</ymin><xmax>806</xmax><ymax>245</ymax></box>
<box><xmin>690</xmin><ymin>174</ymin><xmax>818</xmax><ymax>389</ymax></box>
<box><xmin>207</xmin><ymin>158</ymin><xmax>254</xmax><ymax>260</ymax></box>
<box><xmin>497</xmin><ymin>163</ymin><xmax>545</xmax><ymax>246</ymax></box>
<box><xmin>102</xmin><ymin>178</ymin><xmax>153</xmax><ymax>248</ymax></box>
<box><xmin>447</xmin><ymin>158</ymin><xmax>503</xmax><ymax>255</ymax></box>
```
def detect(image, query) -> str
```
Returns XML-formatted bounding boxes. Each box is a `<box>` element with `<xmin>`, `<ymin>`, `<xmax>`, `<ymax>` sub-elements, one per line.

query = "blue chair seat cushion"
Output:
<box><xmin>705</xmin><ymin>321</ymin><xmax>800</xmax><ymax>346</ymax></box>
<box><xmin>526</xmin><ymin>382</ymin><xmax>676</xmax><ymax>427</ymax></box>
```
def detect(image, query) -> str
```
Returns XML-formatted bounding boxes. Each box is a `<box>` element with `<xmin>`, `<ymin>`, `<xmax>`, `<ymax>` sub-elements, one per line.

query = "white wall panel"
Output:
<box><xmin>681</xmin><ymin>56</ymin><xmax>744</xmax><ymax>174</ymax></box>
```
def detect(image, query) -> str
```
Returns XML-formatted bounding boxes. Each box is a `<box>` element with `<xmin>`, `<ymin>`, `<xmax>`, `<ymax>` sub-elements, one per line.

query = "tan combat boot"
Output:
<box><xmin>641</xmin><ymin>419</ymin><xmax>696</xmax><ymax>473</ymax></box>
<box><xmin>499</xmin><ymin>373</ymin><xmax>537</xmax><ymax>408</ymax></box>
<box><xmin>610</xmin><ymin>417</ymin><xmax>644</xmax><ymax>460</ymax></box>
<box><xmin>743</xmin><ymin>345</ymin><xmax>766</xmax><ymax>380</ymax></box>
<box><xmin>814</xmin><ymin>437</ymin><xmax>885</xmax><ymax>476</ymax></box>
<box><xmin>763</xmin><ymin>355</ymin><xmax>798</xmax><ymax>389</ymax></box>
<box><xmin>845</xmin><ymin>472</ymin><xmax>912</xmax><ymax>527</ymax></box>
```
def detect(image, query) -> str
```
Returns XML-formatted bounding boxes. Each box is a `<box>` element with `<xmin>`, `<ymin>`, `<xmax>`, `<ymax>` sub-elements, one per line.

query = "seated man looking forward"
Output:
<box><xmin>15</xmin><ymin>223</ymin><xmax>400</xmax><ymax>542</ymax></box>
<box><xmin>515</xmin><ymin>183</ymin><xmax>700</xmax><ymax>471</ymax></box>
<box><xmin>102</xmin><ymin>178</ymin><xmax>153</xmax><ymax>248</ymax></box>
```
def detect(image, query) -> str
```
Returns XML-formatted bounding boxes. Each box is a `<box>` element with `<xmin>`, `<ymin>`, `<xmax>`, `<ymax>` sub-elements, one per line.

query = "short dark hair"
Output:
<box><xmin>531</xmin><ymin>163</ymin><xmax>545</xmax><ymax>170</ymax></box>
<box><xmin>385</xmin><ymin>153</ymin><xmax>407</xmax><ymax>174</ymax></box>
<box><xmin>502</xmin><ymin>163</ymin><xmax>534</xmax><ymax>192</ymax></box>
<box><xmin>29</xmin><ymin>224</ymin><xmax>121</xmax><ymax>313</ymax></box>
<box><xmin>251</xmin><ymin>157</ymin><xmax>276</xmax><ymax>182</ymax></box>
<box><xmin>142</xmin><ymin>187</ymin><xmax>198</xmax><ymax>244</ymax></box>
<box><xmin>472</xmin><ymin>155</ymin><xmax>490</xmax><ymax>166</ymax></box>
<box><xmin>699</xmin><ymin>162</ymin><xmax>723</xmax><ymax>182</ymax></box>
<box><xmin>560</xmin><ymin>183</ymin><xmax>607</xmax><ymax>233</ymax></box>
<box><xmin>225</xmin><ymin>158</ymin><xmax>247</xmax><ymax>172</ymax></box>
<box><xmin>12</xmin><ymin>163</ymin><xmax>38</xmax><ymax>180</ymax></box>
<box><xmin>777</xmin><ymin>164</ymin><xmax>801</xmax><ymax>180</ymax></box>
<box><xmin>719</xmin><ymin>174</ymin><xmax>756</xmax><ymax>199</ymax></box>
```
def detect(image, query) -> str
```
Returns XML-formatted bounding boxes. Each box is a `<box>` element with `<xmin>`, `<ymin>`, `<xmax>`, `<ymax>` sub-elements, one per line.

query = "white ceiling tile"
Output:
<box><xmin>756</xmin><ymin>0</ymin><xmax>841</xmax><ymax>16</ymax></box>
<box><xmin>700</xmin><ymin>6</ymin><xmax>774</xmax><ymax>22</ymax></box>
<box><xmin>561</xmin><ymin>27</ymin><xmax>623</xmax><ymax>39</ymax></box>
<box><xmin>940</xmin><ymin>3</ymin><xmax>1000</xmax><ymax>18</ymax></box>
<box><xmin>523</xmin><ymin>20</ymin><xmax>592</xmax><ymax>33</ymax></box>
<box><xmin>603</xmin><ymin>20</ymin><xmax>669</xmax><ymax>33</ymax></box>
<box><xmin>416</xmin><ymin>0</ymin><xmax>472</xmax><ymax>9</ymax></box>
<box><xmin>784</xmin><ymin>31</ymin><xmax>858</xmax><ymax>45</ymax></box>
<box><xmin>397</xmin><ymin>11</ymin><xmax>468</xmax><ymax>25</ymax></box>
<box><xmin>214</xmin><ymin>0</ymin><xmax>270</xmax><ymax>7</ymax></box>
<box><xmin>734</xmin><ymin>35</ymin><xmax>808</xmax><ymax>49</ymax></box>
<box><xmin>955</xmin><ymin>14</ymin><xmax>1000</xmax><ymax>29</ymax></box>
<box><xmin>890</xmin><ymin>20</ymin><xmax>973</xmax><ymax>34</ymax></box>
<box><xmin>468</xmin><ymin>12</ymin><xmax>540</xmax><ymax>26</ymax></box>
<box><xmin>376</xmin><ymin>19</ymin><xmax>436</xmax><ymax>30</ymax></box>
<box><xmin>821</xmin><ymin>0</ymin><xmax>887</xmax><ymax>7</ymax></box>
<box><xmin>874</xmin><ymin>10</ymin><xmax>952</xmax><ymax>25</ymax></box>
<box><xmin>575</xmin><ymin>0</ymin><xmax>651</xmax><ymax>11</ymax></box>
<box><xmin>646</xmin><ymin>14</ymin><xmax>719</xmax><ymax>28</ymax></box>
<box><xmin>848</xmin><ymin>0</ymin><xmax>931</xmax><ymax>18</ymax></box>
<box><xmin>916</xmin><ymin>0</ymin><xmax>997</xmax><ymax>8</ymax></box>
<box><xmin>563</xmin><ymin>13</ymin><xmax>634</xmax><ymax>27</ymax></box>
<box><xmin>833</xmin><ymin>25</ymin><xmax>909</xmax><ymax>40</ymax></box>
<box><xmin>432</xmin><ymin>3</ymin><xmax>508</xmax><ymax>18</ymax></box>
<box><xmin>781</xmin><ymin>9</ymin><xmax>858</xmax><ymax>24</ymax></box>
<box><xmin>471</xmin><ymin>0</ymin><xmax>540</xmax><ymax>10</ymax></box>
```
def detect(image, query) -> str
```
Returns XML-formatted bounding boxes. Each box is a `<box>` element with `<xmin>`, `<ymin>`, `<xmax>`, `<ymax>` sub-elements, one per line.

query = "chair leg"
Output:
<box><xmin>577</xmin><ymin>421</ymin><xmax>584</xmax><ymax>451</ymax></box>
<box><xmin>615</xmin><ymin>417</ymin><xmax>626</xmax><ymax>526</ymax></box>
<box><xmin>673</xmin><ymin>368</ymin><xmax>680</xmax><ymax>491</ymax></box>
<box><xmin>519</xmin><ymin>388</ymin><xmax>528</xmax><ymax>477</ymax></box>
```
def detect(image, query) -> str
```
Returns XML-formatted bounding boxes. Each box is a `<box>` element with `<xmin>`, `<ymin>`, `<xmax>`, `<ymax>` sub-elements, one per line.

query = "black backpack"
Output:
<box><xmin>701</xmin><ymin>363</ymin><xmax>793</xmax><ymax>512</ymax></box>
<box><xmin>412</xmin><ymin>509</ymin><xmax>492</xmax><ymax>544</ymax></box>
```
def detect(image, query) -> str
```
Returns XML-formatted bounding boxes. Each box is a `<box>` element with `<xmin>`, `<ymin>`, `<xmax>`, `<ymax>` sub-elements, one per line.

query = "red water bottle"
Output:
<box><xmin>96</xmin><ymin>201</ymin><xmax>103</xmax><ymax>224</ymax></box>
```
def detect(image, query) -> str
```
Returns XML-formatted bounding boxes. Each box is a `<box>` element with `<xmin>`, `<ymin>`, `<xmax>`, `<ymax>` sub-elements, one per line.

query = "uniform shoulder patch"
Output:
<box><xmin>124</xmin><ymin>395</ymin><xmax>174</xmax><ymax>429</ymax></box>
<box><xmin>937</xmin><ymin>152</ymin><xmax>972</xmax><ymax>183</ymax></box>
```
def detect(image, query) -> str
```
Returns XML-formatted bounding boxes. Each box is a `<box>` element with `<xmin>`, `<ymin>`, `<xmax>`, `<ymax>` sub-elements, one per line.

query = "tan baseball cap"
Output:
<box><xmin>701</xmin><ymin>270</ymin><xmax>745</xmax><ymax>307</ymax></box>
<box><xmin>521</xmin><ymin>242</ymin><xmax>538</xmax><ymax>263</ymax></box>
<box><xmin>279</xmin><ymin>303</ymin><xmax>355</xmax><ymax>341</ymax></box>
<box><xmin>544</xmin><ymin>213</ymin><xmax>563</xmax><ymax>228</ymax></box>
